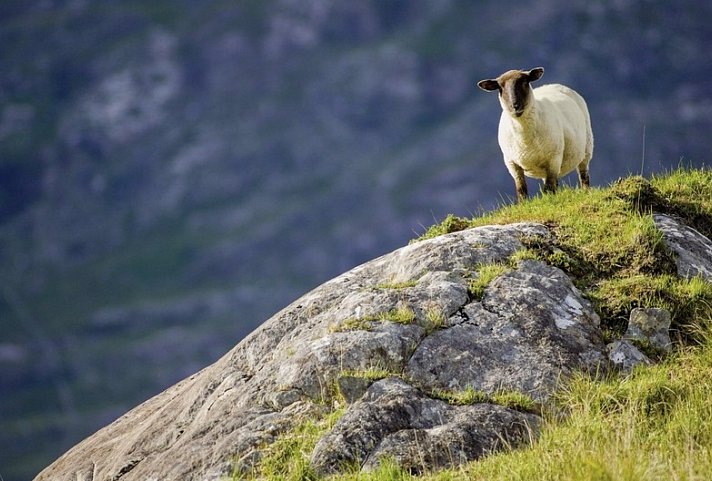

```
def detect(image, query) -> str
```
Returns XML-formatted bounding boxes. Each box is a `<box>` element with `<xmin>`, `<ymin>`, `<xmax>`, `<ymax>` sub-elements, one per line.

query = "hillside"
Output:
<box><xmin>2</xmin><ymin>1</ymin><xmax>712</xmax><ymax>479</ymax></box>
<box><xmin>33</xmin><ymin>168</ymin><xmax>712</xmax><ymax>480</ymax></box>
<box><xmin>322</xmin><ymin>169</ymin><xmax>712</xmax><ymax>481</ymax></box>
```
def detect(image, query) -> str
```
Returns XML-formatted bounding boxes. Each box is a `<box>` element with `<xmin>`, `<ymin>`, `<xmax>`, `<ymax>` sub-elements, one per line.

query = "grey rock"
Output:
<box><xmin>34</xmin><ymin>223</ymin><xmax>602</xmax><ymax>480</ymax></box>
<box><xmin>406</xmin><ymin>260</ymin><xmax>606</xmax><ymax>402</ymax></box>
<box><xmin>625</xmin><ymin>308</ymin><xmax>672</xmax><ymax>351</ymax></box>
<box><xmin>654</xmin><ymin>214</ymin><xmax>712</xmax><ymax>281</ymax></box>
<box><xmin>363</xmin><ymin>405</ymin><xmax>538</xmax><ymax>473</ymax></box>
<box><xmin>607</xmin><ymin>340</ymin><xmax>651</xmax><ymax>373</ymax></box>
<box><xmin>311</xmin><ymin>378</ymin><xmax>539</xmax><ymax>475</ymax></box>
<box><xmin>337</xmin><ymin>375</ymin><xmax>374</xmax><ymax>404</ymax></box>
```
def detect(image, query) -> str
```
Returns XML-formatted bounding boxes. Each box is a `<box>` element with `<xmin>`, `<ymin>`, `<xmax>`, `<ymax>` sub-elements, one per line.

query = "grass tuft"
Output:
<box><xmin>414</xmin><ymin>214</ymin><xmax>472</xmax><ymax>242</ymax></box>
<box><xmin>240</xmin><ymin>409</ymin><xmax>345</xmax><ymax>481</ymax></box>
<box><xmin>329</xmin><ymin>307</ymin><xmax>417</xmax><ymax>333</ymax></box>
<box><xmin>430</xmin><ymin>387</ymin><xmax>538</xmax><ymax>414</ymax></box>
<box><xmin>339</xmin><ymin>367</ymin><xmax>399</xmax><ymax>381</ymax></box>
<box><xmin>590</xmin><ymin>274</ymin><xmax>712</xmax><ymax>341</ymax></box>
<box><xmin>424</xmin><ymin>306</ymin><xmax>448</xmax><ymax>333</ymax></box>
<box><xmin>374</xmin><ymin>280</ymin><xmax>419</xmax><ymax>290</ymax></box>
<box><xmin>468</xmin><ymin>263</ymin><xmax>511</xmax><ymax>301</ymax></box>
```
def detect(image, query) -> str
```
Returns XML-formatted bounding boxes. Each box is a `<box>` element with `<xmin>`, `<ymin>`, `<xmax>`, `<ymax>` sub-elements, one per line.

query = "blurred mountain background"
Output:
<box><xmin>0</xmin><ymin>1</ymin><xmax>710</xmax><ymax>479</ymax></box>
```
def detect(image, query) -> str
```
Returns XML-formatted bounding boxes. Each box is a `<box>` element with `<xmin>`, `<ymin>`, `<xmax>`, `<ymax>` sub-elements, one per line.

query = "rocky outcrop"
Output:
<box><xmin>654</xmin><ymin>214</ymin><xmax>712</xmax><ymax>281</ymax></box>
<box><xmin>34</xmin><ymin>210</ymin><xmax>712</xmax><ymax>480</ymax></box>
<box><xmin>35</xmin><ymin>222</ymin><xmax>612</xmax><ymax>480</ymax></box>
<box><xmin>311</xmin><ymin>377</ymin><xmax>539</xmax><ymax>475</ymax></box>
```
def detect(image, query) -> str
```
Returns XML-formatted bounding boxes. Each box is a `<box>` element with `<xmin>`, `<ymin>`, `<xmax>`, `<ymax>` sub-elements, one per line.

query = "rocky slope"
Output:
<box><xmin>33</xmin><ymin>211</ymin><xmax>712</xmax><ymax>480</ymax></box>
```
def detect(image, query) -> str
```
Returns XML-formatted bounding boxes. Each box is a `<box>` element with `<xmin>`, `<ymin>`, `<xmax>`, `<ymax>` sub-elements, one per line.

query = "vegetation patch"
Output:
<box><xmin>591</xmin><ymin>274</ymin><xmax>712</xmax><ymax>341</ymax></box>
<box><xmin>240</xmin><ymin>341</ymin><xmax>712</xmax><ymax>481</ymax></box>
<box><xmin>508</xmin><ymin>247</ymin><xmax>543</xmax><ymax>265</ymax></box>
<box><xmin>329</xmin><ymin>317</ymin><xmax>375</xmax><ymax>333</ymax></box>
<box><xmin>239</xmin><ymin>408</ymin><xmax>345</xmax><ymax>481</ymax></box>
<box><xmin>374</xmin><ymin>280</ymin><xmax>419</xmax><ymax>290</ymax></box>
<box><xmin>339</xmin><ymin>367</ymin><xmax>399</xmax><ymax>382</ymax></box>
<box><xmin>467</xmin><ymin>263</ymin><xmax>511</xmax><ymax>301</ymax></box>
<box><xmin>431</xmin><ymin>386</ymin><xmax>490</xmax><ymax>405</ymax></box>
<box><xmin>617</xmin><ymin>170</ymin><xmax>712</xmax><ymax>240</ymax></box>
<box><xmin>430</xmin><ymin>386</ymin><xmax>537</xmax><ymax>414</ymax></box>
<box><xmin>329</xmin><ymin>306</ymin><xmax>417</xmax><ymax>333</ymax></box>
<box><xmin>327</xmin><ymin>339</ymin><xmax>712</xmax><ymax>481</ymax></box>
<box><xmin>413</xmin><ymin>213</ymin><xmax>473</xmax><ymax>240</ymax></box>
<box><xmin>424</xmin><ymin>306</ymin><xmax>447</xmax><ymax>333</ymax></box>
<box><xmin>415</xmin><ymin>168</ymin><xmax>712</xmax><ymax>341</ymax></box>
<box><xmin>378</xmin><ymin>306</ymin><xmax>417</xmax><ymax>325</ymax></box>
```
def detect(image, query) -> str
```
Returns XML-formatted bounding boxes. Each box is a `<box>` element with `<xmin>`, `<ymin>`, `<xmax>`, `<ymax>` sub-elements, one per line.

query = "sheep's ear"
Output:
<box><xmin>477</xmin><ymin>79</ymin><xmax>499</xmax><ymax>92</ymax></box>
<box><xmin>528</xmin><ymin>67</ymin><xmax>544</xmax><ymax>82</ymax></box>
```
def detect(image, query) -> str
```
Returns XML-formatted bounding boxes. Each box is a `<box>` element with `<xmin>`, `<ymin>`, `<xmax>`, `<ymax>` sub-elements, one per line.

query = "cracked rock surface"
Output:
<box><xmin>35</xmin><ymin>223</ymin><xmax>608</xmax><ymax>480</ymax></box>
<box><xmin>311</xmin><ymin>377</ymin><xmax>540</xmax><ymax>475</ymax></box>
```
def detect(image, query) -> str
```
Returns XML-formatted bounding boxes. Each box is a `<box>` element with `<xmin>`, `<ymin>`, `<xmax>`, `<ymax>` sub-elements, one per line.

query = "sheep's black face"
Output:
<box><xmin>478</xmin><ymin>67</ymin><xmax>544</xmax><ymax>118</ymax></box>
<box><xmin>502</xmin><ymin>75</ymin><xmax>531</xmax><ymax>117</ymax></box>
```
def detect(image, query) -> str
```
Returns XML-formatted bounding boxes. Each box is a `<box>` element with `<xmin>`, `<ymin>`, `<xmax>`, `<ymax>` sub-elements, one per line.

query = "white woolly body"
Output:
<box><xmin>497</xmin><ymin>83</ymin><xmax>593</xmax><ymax>180</ymax></box>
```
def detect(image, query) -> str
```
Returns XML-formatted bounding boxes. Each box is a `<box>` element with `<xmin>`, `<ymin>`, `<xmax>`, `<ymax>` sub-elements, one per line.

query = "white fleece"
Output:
<box><xmin>497</xmin><ymin>83</ymin><xmax>593</xmax><ymax>180</ymax></box>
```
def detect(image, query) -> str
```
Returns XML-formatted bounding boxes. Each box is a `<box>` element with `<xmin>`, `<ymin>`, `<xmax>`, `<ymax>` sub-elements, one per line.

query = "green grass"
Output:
<box><xmin>240</xmin><ymin>408</ymin><xmax>345</xmax><ymax>481</ymax></box>
<box><xmin>379</xmin><ymin>307</ymin><xmax>417</xmax><ymax>324</ymax></box>
<box><xmin>339</xmin><ymin>367</ymin><xmax>399</xmax><ymax>382</ymax></box>
<box><xmin>239</xmin><ymin>340</ymin><xmax>712</xmax><ymax>481</ymax></box>
<box><xmin>330</xmin><ymin>307</ymin><xmax>417</xmax><ymax>332</ymax></box>
<box><xmin>467</xmin><ymin>263</ymin><xmax>512</xmax><ymax>301</ymax></box>
<box><xmin>591</xmin><ymin>274</ymin><xmax>712</xmax><ymax>341</ymax></box>
<box><xmin>424</xmin><ymin>306</ymin><xmax>447</xmax><ymax>333</ymax></box>
<box><xmin>430</xmin><ymin>387</ymin><xmax>537</xmax><ymax>413</ymax></box>
<box><xmin>374</xmin><ymin>280</ymin><xmax>419</xmax><ymax>290</ymax></box>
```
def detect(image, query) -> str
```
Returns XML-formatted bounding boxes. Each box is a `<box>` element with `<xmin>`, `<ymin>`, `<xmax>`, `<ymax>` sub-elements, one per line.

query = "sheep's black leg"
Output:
<box><xmin>543</xmin><ymin>172</ymin><xmax>558</xmax><ymax>194</ymax></box>
<box><xmin>511</xmin><ymin>164</ymin><xmax>528</xmax><ymax>202</ymax></box>
<box><xmin>578</xmin><ymin>165</ymin><xmax>590</xmax><ymax>188</ymax></box>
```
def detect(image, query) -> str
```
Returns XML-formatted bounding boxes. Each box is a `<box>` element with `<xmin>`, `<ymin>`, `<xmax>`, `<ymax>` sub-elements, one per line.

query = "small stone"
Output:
<box><xmin>625</xmin><ymin>308</ymin><xmax>672</xmax><ymax>351</ymax></box>
<box><xmin>607</xmin><ymin>340</ymin><xmax>651</xmax><ymax>373</ymax></box>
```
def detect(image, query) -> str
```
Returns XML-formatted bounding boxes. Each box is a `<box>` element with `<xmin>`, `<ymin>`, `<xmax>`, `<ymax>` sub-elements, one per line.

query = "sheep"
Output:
<box><xmin>477</xmin><ymin>67</ymin><xmax>593</xmax><ymax>201</ymax></box>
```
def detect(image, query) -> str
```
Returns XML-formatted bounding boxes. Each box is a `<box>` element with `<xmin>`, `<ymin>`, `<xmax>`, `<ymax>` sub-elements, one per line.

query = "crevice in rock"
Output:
<box><xmin>448</xmin><ymin>305</ymin><xmax>471</xmax><ymax>326</ymax></box>
<box><xmin>477</xmin><ymin>298</ymin><xmax>501</xmax><ymax>318</ymax></box>
<box><xmin>110</xmin><ymin>459</ymin><xmax>141</xmax><ymax>481</ymax></box>
<box><xmin>403</xmin><ymin>324</ymin><xmax>434</xmax><ymax>367</ymax></box>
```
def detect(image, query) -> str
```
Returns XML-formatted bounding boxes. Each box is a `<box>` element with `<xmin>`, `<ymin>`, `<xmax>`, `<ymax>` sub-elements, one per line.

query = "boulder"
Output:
<box><xmin>405</xmin><ymin>260</ymin><xmax>605</xmax><ymax>403</ymax></box>
<box><xmin>34</xmin><ymin>223</ymin><xmax>608</xmax><ymax>480</ymax></box>
<box><xmin>311</xmin><ymin>378</ymin><xmax>539</xmax><ymax>475</ymax></box>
